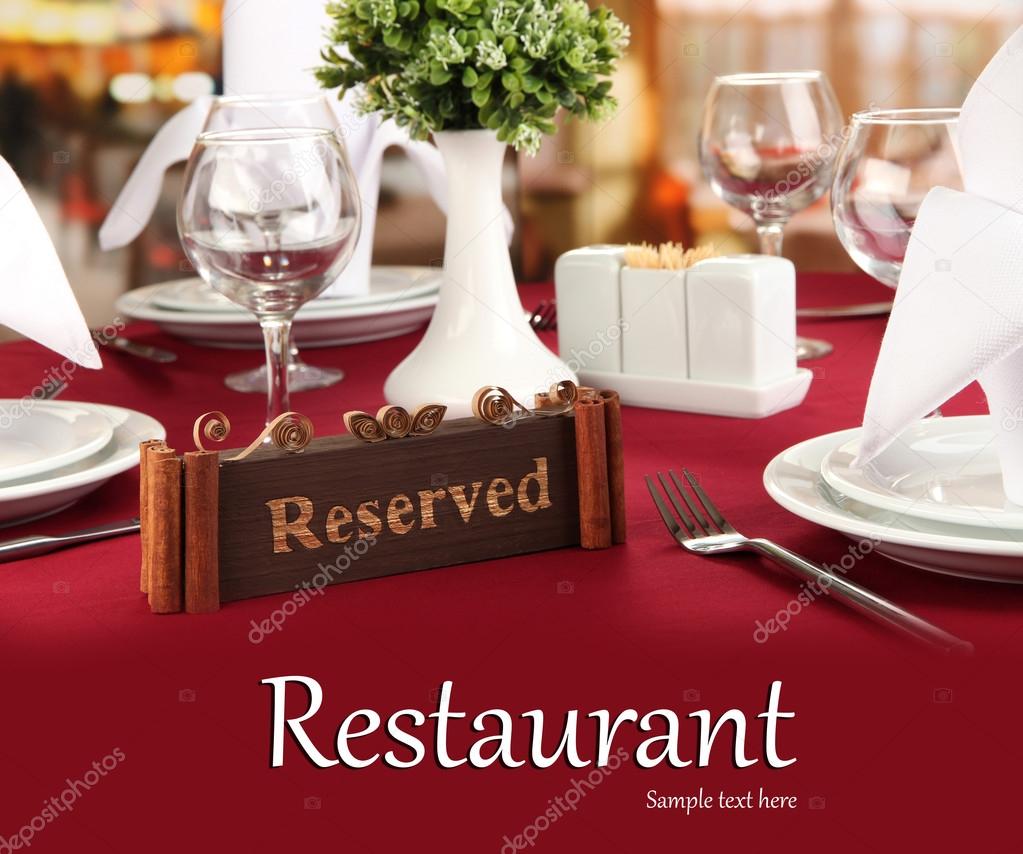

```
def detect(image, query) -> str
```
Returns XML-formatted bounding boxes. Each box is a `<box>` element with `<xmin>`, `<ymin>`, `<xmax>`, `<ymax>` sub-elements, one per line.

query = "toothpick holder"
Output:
<box><xmin>554</xmin><ymin>247</ymin><xmax>811</xmax><ymax>418</ymax></box>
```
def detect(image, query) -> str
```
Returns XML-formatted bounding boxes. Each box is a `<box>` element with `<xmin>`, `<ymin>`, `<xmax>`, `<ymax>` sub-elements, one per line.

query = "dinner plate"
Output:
<box><xmin>115</xmin><ymin>266</ymin><xmax>441</xmax><ymax>349</ymax></box>
<box><xmin>0</xmin><ymin>401</ymin><xmax>114</xmax><ymax>484</ymax></box>
<box><xmin>764</xmin><ymin>428</ymin><xmax>1023</xmax><ymax>583</ymax></box>
<box><xmin>150</xmin><ymin>266</ymin><xmax>440</xmax><ymax>313</ymax></box>
<box><xmin>820</xmin><ymin>416</ymin><xmax>1023</xmax><ymax>530</ymax></box>
<box><xmin>0</xmin><ymin>404</ymin><xmax>165</xmax><ymax>527</ymax></box>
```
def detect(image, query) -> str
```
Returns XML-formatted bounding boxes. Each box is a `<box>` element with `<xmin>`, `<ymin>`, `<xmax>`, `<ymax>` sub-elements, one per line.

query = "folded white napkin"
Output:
<box><xmin>0</xmin><ymin>156</ymin><xmax>100</xmax><ymax>369</ymax></box>
<box><xmin>97</xmin><ymin>96</ymin><xmax>210</xmax><ymax>253</ymax></box>
<box><xmin>99</xmin><ymin>0</ymin><xmax>454</xmax><ymax>298</ymax></box>
<box><xmin>857</xmin><ymin>24</ymin><xmax>1023</xmax><ymax>502</ymax></box>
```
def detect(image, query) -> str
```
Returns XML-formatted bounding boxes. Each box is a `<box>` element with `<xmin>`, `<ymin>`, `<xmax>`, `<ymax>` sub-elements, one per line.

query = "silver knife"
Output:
<box><xmin>796</xmin><ymin>300</ymin><xmax>893</xmax><ymax>319</ymax></box>
<box><xmin>0</xmin><ymin>518</ymin><xmax>140</xmax><ymax>563</ymax></box>
<box><xmin>107</xmin><ymin>336</ymin><xmax>177</xmax><ymax>363</ymax></box>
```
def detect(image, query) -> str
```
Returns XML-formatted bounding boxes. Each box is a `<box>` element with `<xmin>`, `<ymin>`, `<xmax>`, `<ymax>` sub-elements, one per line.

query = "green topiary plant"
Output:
<box><xmin>315</xmin><ymin>0</ymin><xmax>629</xmax><ymax>154</ymax></box>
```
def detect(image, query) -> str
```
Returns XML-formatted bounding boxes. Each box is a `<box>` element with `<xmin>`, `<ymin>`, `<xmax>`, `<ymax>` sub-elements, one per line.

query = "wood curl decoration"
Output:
<box><xmin>410</xmin><ymin>404</ymin><xmax>447</xmax><ymax>436</ymax></box>
<box><xmin>471</xmin><ymin>386</ymin><xmax>530</xmax><ymax>426</ymax></box>
<box><xmin>344</xmin><ymin>411</ymin><xmax>387</xmax><ymax>443</ymax></box>
<box><xmin>344</xmin><ymin>404</ymin><xmax>446</xmax><ymax>444</ymax></box>
<box><xmin>475</xmin><ymin>380</ymin><xmax>579</xmax><ymax>426</ymax></box>
<box><xmin>192</xmin><ymin>411</ymin><xmax>231</xmax><ymax>452</ymax></box>
<box><xmin>228</xmin><ymin>412</ymin><xmax>314</xmax><ymax>461</ymax></box>
<box><xmin>533</xmin><ymin>381</ymin><xmax>580</xmax><ymax>415</ymax></box>
<box><xmin>376</xmin><ymin>405</ymin><xmax>412</xmax><ymax>439</ymax></box>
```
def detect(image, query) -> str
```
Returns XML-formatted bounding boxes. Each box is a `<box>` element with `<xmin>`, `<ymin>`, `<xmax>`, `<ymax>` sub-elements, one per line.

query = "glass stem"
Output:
<box><xmin>755</xmin><ymin>221</ymin><xmax>787</xmax><ymax>256</ymax></box>
<box><xmin>260</xmin><ymin>316</ymin><xmax>293</xmax><ymax>425</ymax></box>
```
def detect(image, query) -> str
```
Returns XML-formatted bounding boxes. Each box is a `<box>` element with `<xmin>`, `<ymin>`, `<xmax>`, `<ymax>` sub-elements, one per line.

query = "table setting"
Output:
<box><xmin>12</xmin><ymin>0</ymin><xmax>1023</xmax><ymax>847</ymax></box>
<box><xmin>765</xmin><ymin>29</ymin><xmax>1023</xmax><ymax>588</ymax></box>
<box><xmin>2</xmin><ymin>0</ymin><xmax>1023</xmax><ymax>648</ymax></box>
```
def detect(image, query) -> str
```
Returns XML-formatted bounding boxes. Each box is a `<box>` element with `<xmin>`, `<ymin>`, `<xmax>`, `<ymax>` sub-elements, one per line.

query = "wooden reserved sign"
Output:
<box><xmin>220</xmin><ymin>416</ymin><xmax>578</xmax><ymax>601</ymax></box>
<box><xmin>138</xmin><ymin>385</ymin><xmax>625</xmax><ymax>613</ymax></box>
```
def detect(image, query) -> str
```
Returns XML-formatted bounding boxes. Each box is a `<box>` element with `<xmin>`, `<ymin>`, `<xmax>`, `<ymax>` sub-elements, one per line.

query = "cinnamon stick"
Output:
<box><xmin>138</xmin><ymin>439</ymin><xmax>164</xmax><ymax>594</ymax></box>
<box><xmin>184</xmin><ymin>451</ymin><xmax>220</xmax><ymax>614</ymax></box>
<box><xmin>147</xmin><ymin>449</ymin><xmax>183</xmax><ymax>614</ymax></box>
<box><xmin>573</xmin><ymin>397</ymin><xmax>612</xmax><ymax>549</ymax></box>
<box><xmin>598</xmin><ymin>390</ymin><xmax>626</xmax><ymax>544</ymax></box>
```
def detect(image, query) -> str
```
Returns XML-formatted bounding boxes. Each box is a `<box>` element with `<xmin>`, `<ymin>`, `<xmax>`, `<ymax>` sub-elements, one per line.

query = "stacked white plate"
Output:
<box><xmin>764</xmin><ymin>416</ymin><xmax>1023</xmax><ymax>582</ymax></box>
<box><xmin>0</xmin><ymin>401</ymin><xmax>165</xmax><ymax>527</ymax></box>
<box><xmin>115</xmin><ymin>266</ymin><xmax>442</xmax><ymax>349</ymax></box>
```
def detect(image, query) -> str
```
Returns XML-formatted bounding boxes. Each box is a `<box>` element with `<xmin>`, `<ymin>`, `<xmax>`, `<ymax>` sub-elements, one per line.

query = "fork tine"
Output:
<box><xmin>682</xmin><ymin>469</ymin><xmax>734</xmax><ymax>533</ymax></box>
<box><xmin>668</xmin><ymin>470</ymin><xmax>714</xmax><ymax>534</ymax></box>
<box><xmin>529</xmin><ymin>301</ymin><xmax>546</xmax><ymax>329</ymax></box>
<box><xmin>656</xmin><ymin>472</ymin><xmax>699</xmax><ymax>537</ymax></box>
<box><xmin>539</xmin><ymin>302</ymin><xmax>556</xmax><ymax>331</ymax></box>
<box><xmin>544</xmin><ymin>301</ymin><xmax>557</xmax><ymax>331</ymax></box>
<box><xmin>645</xmin><ymin>475</ymin><xmax>689</xmax><ymax>544</ymax></box>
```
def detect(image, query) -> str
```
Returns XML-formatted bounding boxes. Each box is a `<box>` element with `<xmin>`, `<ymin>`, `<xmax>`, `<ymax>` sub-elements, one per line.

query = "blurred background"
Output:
<box><xmin>1</xmin><ymin>0</ymin><xmax>1020</xmax><ymax>326</ymax></box>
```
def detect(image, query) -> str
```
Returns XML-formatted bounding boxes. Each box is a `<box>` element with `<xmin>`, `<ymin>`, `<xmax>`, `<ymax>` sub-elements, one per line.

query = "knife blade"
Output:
<box><xmin>796</xmin><ymin>300</ymin><xmax>894</xmax><ymax>319</ymax></box>
<box><xmin>107</xmin><ymin>336</ymin><xmax>178</xmax><ymax>363</ymax></box>
<box><xmin>0</xmin><ymin>518</ymin><xmax>141</xmax><ymax>563</ymax></box>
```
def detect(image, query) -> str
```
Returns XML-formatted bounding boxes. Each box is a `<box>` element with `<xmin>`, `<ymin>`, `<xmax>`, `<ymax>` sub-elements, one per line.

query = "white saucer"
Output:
<box><xmin>820</xmin><ymin>416</ymin><xmax>1023</xmax><ymax>530</ymax></box>
<box><xmin>764</xmin><ymin>427</ymin><xmax>1023</xmax><ymax>583</ymax></box>
<box><xmin>116</xmin><ymin>266</ymin><xmax>441</xmax><ymax>349</ymax></box>
<box><xmin>0</xmin><ymin>404</ymin><xmax>165</xmax><ymax>527</ymax></box>
<box><xmin>0</xmin><ymin>401</ymin><xmax>113</xmax><ymax>483</ymax></box>
<box><xmin>151</xmin><ymin>266</ymin><xmax>440</xmax><ymax>313</ymax></box>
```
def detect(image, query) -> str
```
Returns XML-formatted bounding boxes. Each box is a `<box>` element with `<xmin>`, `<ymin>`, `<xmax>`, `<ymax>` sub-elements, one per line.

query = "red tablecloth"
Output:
<box><xmin>0</xmin><ymin>273</ymin><xmax>1018</xmax><ymax>852</ymax></box>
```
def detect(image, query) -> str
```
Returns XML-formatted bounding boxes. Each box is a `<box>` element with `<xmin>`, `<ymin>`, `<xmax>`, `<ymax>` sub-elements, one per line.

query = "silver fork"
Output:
<box><xmin>528</xmin><ymin>300</ymin><xmax>557</xmax><ymax>331</ymax></box>
<box><xmin>646</xmin><ymin>468</ymin><xmax>973</xmax><ymax>655</ymax></box>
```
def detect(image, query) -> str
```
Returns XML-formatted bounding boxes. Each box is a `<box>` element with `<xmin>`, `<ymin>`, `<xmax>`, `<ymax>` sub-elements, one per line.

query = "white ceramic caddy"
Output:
<box><xmin>554</xmin><ymin>247</ymin><xmax>811</xmax><ymax>417</ymax></box>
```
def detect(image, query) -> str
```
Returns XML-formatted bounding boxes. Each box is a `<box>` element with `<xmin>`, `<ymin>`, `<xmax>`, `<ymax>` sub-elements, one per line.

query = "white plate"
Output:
<box><xmin>116</xmin><ymin>266</ymin><xmax>441</xmax><ymax>349</ymax></box>
<box><xmin>0</xmin><ymin>401</ymin><xmax>113</xmax><ymax>483</ymax></box>
<box><xmin>820</xmin><ymin>416</ymin><xmax>1023</xmax><ymax>530</ymax></box>
<box><xmin>150</xmin><ymin>266</ymin><xmax>440</xmax><ymax>313</ymax></box>
<box><xmin>0</xmin><ymin>404</ymin><xmax>165</xmax><ymax>527</ymax></box>
<box><xmin>764</xmin><ymin>428</ymin><xmax>1023</xmax><ymax>583</ymax></box>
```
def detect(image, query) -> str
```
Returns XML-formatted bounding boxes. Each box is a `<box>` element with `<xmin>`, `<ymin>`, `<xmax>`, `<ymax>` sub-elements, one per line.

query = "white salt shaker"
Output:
<box><xmin>685</xmin><ymin>255</ymin><xmax>796</xmax><ymax>386</ymax></box>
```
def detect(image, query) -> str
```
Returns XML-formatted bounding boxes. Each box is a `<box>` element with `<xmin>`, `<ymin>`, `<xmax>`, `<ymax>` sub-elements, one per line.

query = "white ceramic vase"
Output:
<box><xmin>384</xmin><ymin>130</ymin><xmax>576</xmax><ymax>417</ymax></box>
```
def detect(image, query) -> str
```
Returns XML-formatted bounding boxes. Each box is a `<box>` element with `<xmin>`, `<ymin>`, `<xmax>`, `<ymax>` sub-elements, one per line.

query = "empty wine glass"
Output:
<box><xmin>178</xmin><ymin>128</ymin><xmax>361</xmax><ymax>424</ymax></box>
<box><xmin>832</xmin><ymin>108</ymin><xmax>962</xmax><ymax>288</ymax></box>
<box><xmin>699</xmin><ymin>70</ymin><xmax>844</xmax><ymax>359</ymax></box>
<box><xmin>202</xmin><ymin>93</ymin><xmax>350</xmax><ymax>393</ymax></box>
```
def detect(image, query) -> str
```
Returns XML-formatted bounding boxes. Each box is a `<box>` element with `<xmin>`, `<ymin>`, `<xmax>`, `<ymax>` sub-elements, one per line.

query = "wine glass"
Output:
<box><xmin>178</xmin><ymin>128</ymin><xmax>361</xmax><ymax>424</ymax></box>
<box><xmin>202</xmin><ymin>93</ymin><xmax>351</xmax><ymax>393</ymax></box>
<box><xmin>832</xmin><ymin>108</ymin><xmax>961</xmax><ymax>420</ymax></box>
<box><xmin>699</xmin><ymin>70</ymin><xmax>844</xmax><ymax>359</ymax></box>
<box><xmin>832</xmin><ymin>108</ymin><xmax>962</xmax><ymax>288</ymax></box>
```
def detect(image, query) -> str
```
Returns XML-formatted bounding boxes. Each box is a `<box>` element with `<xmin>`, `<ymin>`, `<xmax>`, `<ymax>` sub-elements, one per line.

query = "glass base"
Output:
<box><xmin>225</xmin><ymin>360</ymin><xmax>345</xmax><ymax>393</ymax></box>
<box><xmin>796</xmin><ymin>336</ymin><xmax>833</xmax><ymax>361</ymax></box>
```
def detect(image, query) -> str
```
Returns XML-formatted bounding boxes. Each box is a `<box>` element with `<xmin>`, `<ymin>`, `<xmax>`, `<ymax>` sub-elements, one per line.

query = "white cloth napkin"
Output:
<box><xmin>0</xmin><ymin>157</ymin><xmax>100</xmax><ymax>369</ymax></box>
<box><xmin>857</xmin><ymin>24</ymin><xmax>1023</xmax><ymax>502</ymax></box>
<box><xmin>98</xmin><ymin>96</ymin><xmax>211</xmax><ymax>253</ymax></box>
<box><xmin>99</xmin><ymin>0</ymin><xmax>454</xmax><ymax>297</ymax></box>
